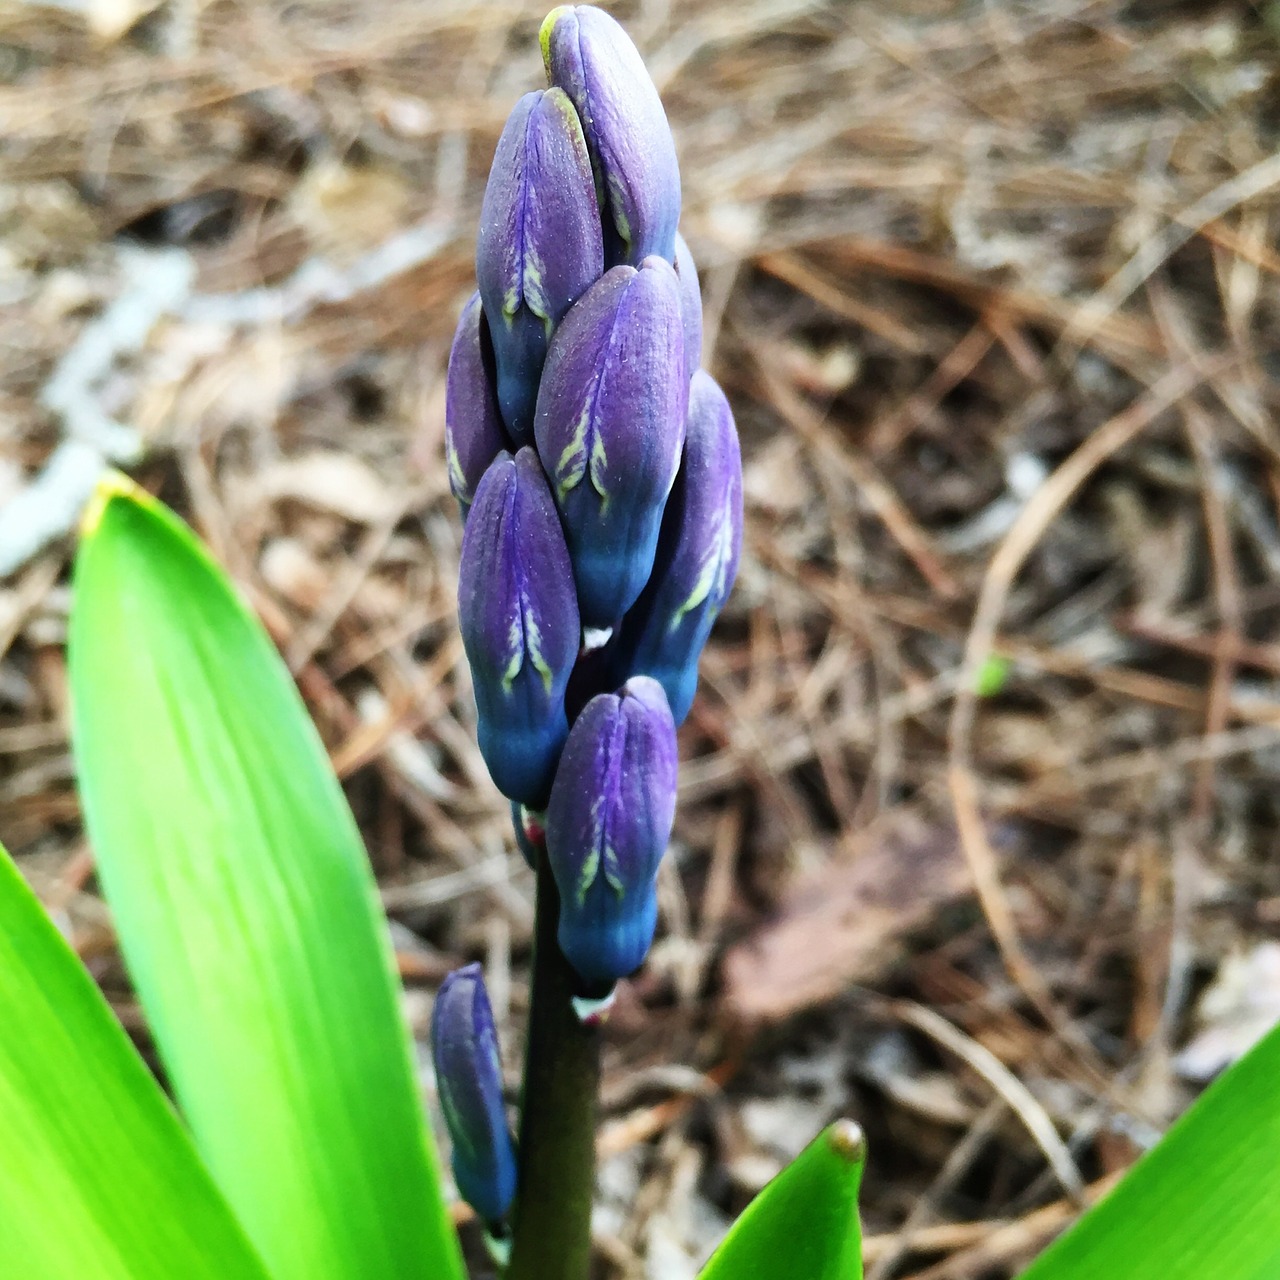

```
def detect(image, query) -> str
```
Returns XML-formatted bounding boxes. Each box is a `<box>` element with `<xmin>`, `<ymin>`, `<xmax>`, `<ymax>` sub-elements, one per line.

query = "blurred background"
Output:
<box><xmin>4</xmin><ymin>0</ymin><xmax>1280</xmax><ymax>1275</ymax></box>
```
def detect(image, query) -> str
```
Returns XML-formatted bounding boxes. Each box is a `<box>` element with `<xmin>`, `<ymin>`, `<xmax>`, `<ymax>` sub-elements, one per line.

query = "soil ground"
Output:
<box><xmin>4</xmin><ymin>1</ymin><xmax>1280</xmax><ymax>1276</ymax></box>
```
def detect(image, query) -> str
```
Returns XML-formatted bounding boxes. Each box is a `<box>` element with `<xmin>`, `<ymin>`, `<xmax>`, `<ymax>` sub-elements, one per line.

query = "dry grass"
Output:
<box><xmin>5</xmin><ymin>0</ymin><xmax>1280</xmax><ymax>1275</ymax></box>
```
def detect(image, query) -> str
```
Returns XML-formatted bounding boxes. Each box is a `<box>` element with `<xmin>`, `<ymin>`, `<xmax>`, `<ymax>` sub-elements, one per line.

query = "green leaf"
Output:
<box><xmin>68</xmin><ymin>476</ymin><xmax>465</xmax><ymax>1280</ymax></box>
<box><xmin>0</xmin><ymin>840</ymin><xmax>270</xmax><ymax>1280</ymax></box>
<box><xmin>700</xmin><ymin>1120</ymin><xmax>865</xmax><ymax>1280</ymax></box>
<box><xmin>1017</xmin><ymin>1023</ymin><xmax>1280</xmax><ymax>1280</ymax></box>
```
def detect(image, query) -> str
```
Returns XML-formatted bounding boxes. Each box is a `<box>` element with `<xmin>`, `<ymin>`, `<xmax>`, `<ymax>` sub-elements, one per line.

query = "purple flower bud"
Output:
<box><xmin>430</xmin><ymin>964</ymin><xmax>517</xmax><ymax>1226</ymax></box>
<box><xmin>445</xmin><ymin>292</ymin><xmax>511</xmax><ymax>515</ymax></box>
<box><xmin>459</xmin><ymin>448</ymin><xmax>580</xmax><ymax>808</ymax></box>
<box><xmin>673</xmin><ymin>231</ymin><xmax>703</xmax><ymax>379</ymax></box>
<box><xmin>534</xmin><ymin>257</ymin><xmax>687</xmax><ymax>628</ymax></box>
<box><xmin>541</xmin><ymin>5</ymin><xmax>681</xmax><ymax>266</ymax></box>
<box><xmin>545</xmin><ymin>676</ymin><xmax>678</xmax><ymax>991</ymax></box>
<box><xmin>477</xmin><ymin>88</ymin><xmax>604</xmax><ymax>443</ymax></box>
<box><xmin>611</xmin><ymin>371</ymin><xmax>742</xmax><ymax>723</ymax></box>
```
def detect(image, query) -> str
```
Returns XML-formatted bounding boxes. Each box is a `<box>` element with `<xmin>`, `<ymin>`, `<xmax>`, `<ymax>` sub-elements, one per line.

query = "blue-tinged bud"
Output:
<box><xmin>458</xmin><ymin>448</ymin><xmax>580</xmax><ymax>808</ymax></box>
<box><xmin>477</xmin><ymin>88</ymin><xmax>604</xmax><ymax>443</ymax></box>
<box><xmin>545</xmin><ymin>676</ymin><xmax>678</xmax><ymax>991</ymax></box>
<box><xmin>534</xmin><ymin>257</ymin><xmax>687</xmax><ymax>628</ymax></box>
<box><xmin>541</xmin><ymin>5</ymin><xmax>681</xmax><ymax>266</ymax></box>
<box><xmin>611</xmin><ymin>371</ymin><xmax>742</xmax><ymax>724</ymax></box>
<box><xmin>431</xmin><ymin>964</ymin><xmax>518</xmax><ymax>1226</ymax></box>
<box><xmin>445</xmin><ymin>292</ymin><xmax>511</xmax><ymax>516</ymax></box>
<box><xmin>673</xmin><ymin>231</ymin><xmax>703</xmax><ymax>379</ymax></box>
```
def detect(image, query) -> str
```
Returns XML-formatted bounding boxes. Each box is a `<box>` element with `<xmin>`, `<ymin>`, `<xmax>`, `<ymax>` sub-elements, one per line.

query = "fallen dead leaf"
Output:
<box><xmin>722</xmin><ymin>812</ymin><xmax>973</xmax><ymax>1023</ymax></box>
<box><xmin>253</xmin><ymin>451</ymin><xmax>397</xmax><ymax>525</ymax></box>
<box><xmin>1174</xmin><ymin>942</ymin><xmax>1280</xmax><ymax>1082</ymax></box>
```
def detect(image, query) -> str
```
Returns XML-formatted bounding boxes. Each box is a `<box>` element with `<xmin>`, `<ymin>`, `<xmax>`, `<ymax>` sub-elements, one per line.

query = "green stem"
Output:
<box><xmin>506</xmin><ymin>850</ymin><xmax>601</xmax><ymax>1280</ymax></box>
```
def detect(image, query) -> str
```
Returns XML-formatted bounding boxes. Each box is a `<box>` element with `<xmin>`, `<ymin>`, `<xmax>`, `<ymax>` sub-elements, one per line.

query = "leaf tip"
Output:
<box><xmin>826</xmin><ymin>1119</ymin><xmax>866</xmax><ymax>1166</ymax></box>
<box><xmin>81</xmin><ymin>470</ymin><xmax>152</xmax><ymax>540</ymax></box>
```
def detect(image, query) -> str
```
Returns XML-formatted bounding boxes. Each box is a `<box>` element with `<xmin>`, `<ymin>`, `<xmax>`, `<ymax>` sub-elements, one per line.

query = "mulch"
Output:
<box><xmin>4</xmin><ymin>1</ymin><xmax>1280</xmax><ymax>1275</ymax></box>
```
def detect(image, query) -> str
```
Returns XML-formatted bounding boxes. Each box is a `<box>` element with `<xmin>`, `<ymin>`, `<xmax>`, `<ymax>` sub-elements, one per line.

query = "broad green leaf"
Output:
<box><xmin>1018</xmin><ymin>1022</ymin><xmax>1280</xmax><ymax>1280</ymax></box>
<box><xmin>0</xmin><ymin>840</ymin><xmax>270</xmax><ymax>1280</ymax></box>
<box><xmin>700</xmin><ymin>1120</ymin><xmax>865</xmax><ymax>1280</ymax></box>
<box><xmin>68</xmin><ymin>476</ymin><xmax>465</xmax><ymax>1280</ymax></box>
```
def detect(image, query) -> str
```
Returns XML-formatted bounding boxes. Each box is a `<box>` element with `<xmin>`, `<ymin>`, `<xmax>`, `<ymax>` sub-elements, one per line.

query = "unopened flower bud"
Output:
<box><xmin>545</xmin><ymin>676</ymin><xmax>678</xmax><ymax>991</ymax></box>
<box><xmin>534</xmin><ymin>257</ymin><xmax>687</xmax><ymax>628</ymax></box>
<box><xmin>611</xmin><ymin>371</ymin><xmax>742</xmax><ymax>723</ymax></box>
<box><xmin>459</xmin><ymin>448</ymin><xmax>580</xmax><ymax>808</ymax></box>
<box><xmin>477</xmin><ymin>88</ymin><xmax>604</xmax><ymax>443</ymax></box>
<box><xmin>445</xmin><ymin>292</ymin><xmax>511</xmax><ymax>515</ymax></box>
<box><xmin>431</xmin><ymin>964</ymin><xmax>517</xmax><ymax>1227</ymax></box>
<box><xmin>673</xmin><ymin>232</ymin><xmax>703</xmax><ymax>379</ymax></box>
<box><xmin>541</xmin><ymin>4</ymin><xmax>681</xmax><ymax>266</ymax></box>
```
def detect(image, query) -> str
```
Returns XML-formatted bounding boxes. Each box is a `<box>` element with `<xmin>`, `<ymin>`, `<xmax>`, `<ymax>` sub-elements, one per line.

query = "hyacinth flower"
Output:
<box><xmin>610</xmin><ymin>369</ymin><xmax>743</xmax><ymax>724</ymax></box>
<box><xmin>673</xmin><ymin>231</ymin><xmax>703</xmax><ymax>379</ymax></box>
<box><xmin>431</xmin><ymin>965</ymin><xmax>519</xmax><ymax>1230</ymax></box>
<box><xmin>445</xmin><ymin>11</ymin><xmax>736</xmax><ymax>1277</ymax></box>
<box><xmin>534</xmin><ymin>257</ymin><xmax>687</xmax><ymax>629</ymax></box>
<box><xmin>544</xmin><ymin>677</ymin><xmax>678</xmax><ymax>994</ymax></box>
<box><xmin>476</xmin><ymin>87</ymin><xmax>604</xmax><ymax>443</ymax></box>
<box><xmin>457</xmin><ymin>448</ymin><xmax>580</xmax><ymax>809</ymax></box>
<box><xmin>445</xmin><ymin>291</ymin><xmax>511</xmax><ymax>516</ymax></box>
<box><xmin>541</xmin><ymin>4</ymin><xmax>681</xmax><ymax>267</ymax></box>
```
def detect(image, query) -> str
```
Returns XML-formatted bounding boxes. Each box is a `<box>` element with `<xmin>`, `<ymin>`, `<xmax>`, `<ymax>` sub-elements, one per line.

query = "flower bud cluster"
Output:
<box><xmin>434</xmin><ymin>6</ymin><xmax>742</xmax><ymax>1227</ymax></box>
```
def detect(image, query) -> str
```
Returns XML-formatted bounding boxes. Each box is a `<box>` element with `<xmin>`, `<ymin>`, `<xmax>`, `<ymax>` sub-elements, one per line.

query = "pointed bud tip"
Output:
<box><xmin>81</xmin><ymin>469</ymin><xmax>150</xmax><ymax>539</ymax></box>
<box><xmin>542</xmin><ymin>4</ymin><xmax>681</xmax><ymax>265</ymax></box>
<box><xmin>539</xmin><ymin>5</ymin><xmax>574</xmax><ymax>70</ymax></box>
<box><xmin>826</xmin><ymin>1119</ymin><xmax>867</xmax><ymax>1165</ymax></box>
<box><xmin>619</xmin><ymin>673</ymin><xmax>672</xmax><ymax>717</ymax></box>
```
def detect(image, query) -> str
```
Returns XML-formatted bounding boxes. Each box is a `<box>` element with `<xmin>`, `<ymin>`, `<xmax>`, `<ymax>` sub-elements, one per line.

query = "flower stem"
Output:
<box><xmin>506</xmin><ymin>848</ymin><xmax>601</xmax><ymax>1280</ymax></box>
